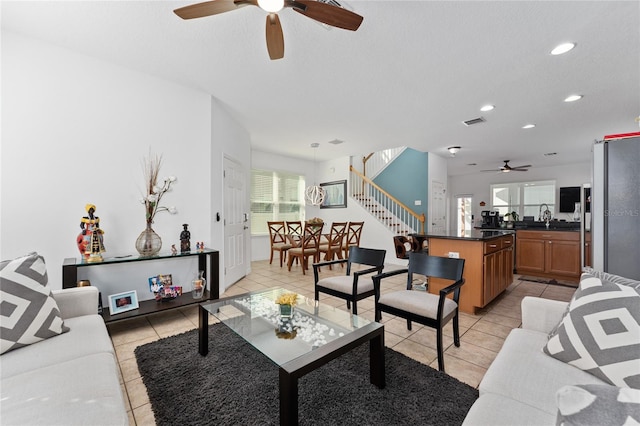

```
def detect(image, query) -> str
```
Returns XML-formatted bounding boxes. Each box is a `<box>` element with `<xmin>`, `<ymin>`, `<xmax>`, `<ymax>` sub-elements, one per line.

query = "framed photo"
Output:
<box><xmin>320</xmin><ymin>180</ymin><xmax>347</xmax><ymax>209</ymax></box>
<box><xmin>108</xmin><ymin>290</ymin><xmax>139</xmax><ymax>315</ymax></box>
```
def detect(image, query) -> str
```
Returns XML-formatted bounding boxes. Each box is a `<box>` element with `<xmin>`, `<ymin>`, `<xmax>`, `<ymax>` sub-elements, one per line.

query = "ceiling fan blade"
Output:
<box><xmin>265</xmin><ymin>14</ymin><xmax>285</xmax><ymax>60</ymax></box>
<box><xmin>174</xmin><ymin>0</ymin><xmax>250</xmax><ymax>20</ymax></box>
<box><xmin>289</xmin><ymin>0</ymin><xmax>363</xmax><ymax>31</ymax></box>
<box><xmin>512</xmin><ymin>165</ymin><xmax>532</xmax><ymax>169</ymax></box>
<box><xmin>481</xmin><ymin>169</ymin><xmax>501</xmax><ymax>172</ymax></box>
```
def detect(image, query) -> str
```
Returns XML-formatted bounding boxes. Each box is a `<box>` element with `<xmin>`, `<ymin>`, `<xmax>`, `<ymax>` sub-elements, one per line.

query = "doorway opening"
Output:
<box><xmin>456</xmin><ymin>195</ymin><xmax>473</xmax><ymax>234</ymax></box>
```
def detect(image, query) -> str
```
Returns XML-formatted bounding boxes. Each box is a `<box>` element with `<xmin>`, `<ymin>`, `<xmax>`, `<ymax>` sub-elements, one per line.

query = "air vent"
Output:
<box><xmin>462</xmin><ymin>117</ymin><xmax>486</xmax><ymax>126</ymax></box>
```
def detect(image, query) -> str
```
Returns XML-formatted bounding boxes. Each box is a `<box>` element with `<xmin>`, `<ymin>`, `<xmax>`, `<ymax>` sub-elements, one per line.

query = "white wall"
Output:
<box><xmin>449</xmin><ymin>162</ymin><xmax>591</xmax><ymax>227</ymax></box>
<box><xmin>1</xmin><ymin>31</ymin><xmax>250</xmax><ymax>299</ymax></box>
<box><xmin>211</xmin><ymin>97</ymin><xmax>252</xmax><ymax>290</ymax></box>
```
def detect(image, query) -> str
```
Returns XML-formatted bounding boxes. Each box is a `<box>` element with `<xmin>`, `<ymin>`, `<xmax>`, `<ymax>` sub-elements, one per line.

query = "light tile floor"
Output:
<box><xmin>107</xmin><ymin>259</ymin><xmax>577</xmax><ymax>425</ymax></box>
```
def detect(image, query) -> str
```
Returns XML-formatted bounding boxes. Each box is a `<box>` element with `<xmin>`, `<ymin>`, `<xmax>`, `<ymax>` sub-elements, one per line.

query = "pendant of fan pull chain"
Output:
<box><xmin>174</xmin><ymin>0</ymin><xmax>363</xmax><ymax>60</ymax></box>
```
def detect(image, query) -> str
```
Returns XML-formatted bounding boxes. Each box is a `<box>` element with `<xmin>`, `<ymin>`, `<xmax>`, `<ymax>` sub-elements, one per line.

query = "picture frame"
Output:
<box><xmin>320</xmin><ymin>180</ymin><xmax>347</xmax><ymax>209</ymax></box>
<box><xmin>108</xmin><ymin>290</ymin><xmax>139</xmax><ymax>315</ymax></box>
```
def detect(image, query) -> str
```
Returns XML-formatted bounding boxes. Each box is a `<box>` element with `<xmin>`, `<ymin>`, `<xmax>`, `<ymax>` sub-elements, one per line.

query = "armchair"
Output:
<box><xmin>373</xmin><ymin>253</ymin><xmax>465</xmax><ymax>372</ymax></box>
<box><xmin>313</xmin><ymin>246</ymin><xmax>386</xmax><ymax>315</ymax></box>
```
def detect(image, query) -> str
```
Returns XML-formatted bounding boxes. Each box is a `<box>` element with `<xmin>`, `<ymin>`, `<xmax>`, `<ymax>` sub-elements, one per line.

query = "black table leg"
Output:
<box><xmin>370</xmin><ymin>328</ymin><xmax>385</xmax><ymax>388</ymax></box>
<box><xmin>279</xmin><ymin>367</ymin><xmax>298</xmax><ymax>426</ymax></box>
<box><xmin>199</xmin><ymin>305</ymin><xmax>208</xmax><ymax>356</ymax></box>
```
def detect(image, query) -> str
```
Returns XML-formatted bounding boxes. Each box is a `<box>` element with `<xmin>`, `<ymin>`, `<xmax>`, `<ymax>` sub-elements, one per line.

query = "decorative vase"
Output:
<box><xmin>135</xmin><ymin>224</ymin><xmax>162</xmax><ymax>257</ymax></box>
<box><xmin>573</xmin><ymin>202</ymin><xmax>581</xmax><ymax>222</ymax></box>
<box><xmin>279</xmin><ymin>304</ymin><xmax>293</xmax><ymax>318</ymax></box>
<box><xmin>191</xmin><ymin>270</ymin><xmax>206</xmax><ymax>299</ymax></box>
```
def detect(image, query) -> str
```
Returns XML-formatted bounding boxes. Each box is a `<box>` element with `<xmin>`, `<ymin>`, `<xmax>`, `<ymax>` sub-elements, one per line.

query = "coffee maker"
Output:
<box><xmin>481</xmin><ymin>210</ymin><xmax>500</xmax><ymax>228</ymax></box>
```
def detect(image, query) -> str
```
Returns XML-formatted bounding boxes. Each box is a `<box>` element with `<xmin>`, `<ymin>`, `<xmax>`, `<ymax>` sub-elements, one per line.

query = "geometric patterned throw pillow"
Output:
<box><xmin>0</xmin><ymin>252</ymin><xmax>69</xmax><ymax>355</ymax></box>
<box><xmin>556</xmin><ymin>384</ymin><xmax>640</xmax><ymax>426</ymax></box>
<box><xmin>543</xmin><ymin>274</ymin><xmax>640</xmax><ymax>389</ymax></box>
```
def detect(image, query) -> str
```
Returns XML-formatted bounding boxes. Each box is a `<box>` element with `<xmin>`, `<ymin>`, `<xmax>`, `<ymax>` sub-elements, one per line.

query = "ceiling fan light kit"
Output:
<box><xmin>174</xmin><ymin>0</ymin><xmax>364</xmax><ymax>60</ymax></box>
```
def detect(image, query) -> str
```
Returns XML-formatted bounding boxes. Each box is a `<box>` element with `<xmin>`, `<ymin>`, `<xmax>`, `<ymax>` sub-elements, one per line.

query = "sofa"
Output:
<box><xmin>1</xmin><ymin>260</ymin><xmax>128</xmax><ymax>426</ymax></box>
<box><xmin>463</xmin><ymin>269</ymin><xmax>640</xmax><ymax>425</ymax></box>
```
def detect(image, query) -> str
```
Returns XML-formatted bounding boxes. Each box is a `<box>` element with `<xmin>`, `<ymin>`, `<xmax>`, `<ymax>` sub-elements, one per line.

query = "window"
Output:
<box><xmin>250</xmin><ymin>169</ymin><xmax>305</xmax><ymax>235</ymax></box>
<box><xmin>490</xmin><ymin>180</ymin><xmax>556</xmax><ymax>219</ymax></box>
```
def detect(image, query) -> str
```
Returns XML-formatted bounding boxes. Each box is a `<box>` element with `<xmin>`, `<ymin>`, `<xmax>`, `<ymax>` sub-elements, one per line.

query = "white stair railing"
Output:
<box><xmin>354</xmin><ymin>147</ymin><xmax>406</xmax><ymax>179</ymax></box>
<box><xmin>350</xmin><ymin>166</ymin><xmax>425</xmax><ymax>235</ymax></box>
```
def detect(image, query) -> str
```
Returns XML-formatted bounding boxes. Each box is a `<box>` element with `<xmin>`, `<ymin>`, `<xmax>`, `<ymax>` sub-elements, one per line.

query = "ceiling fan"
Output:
<box><xmin>482</xmin><ymin>160</ymin><xmax>532</xmax><ymax>173</ymax></box>
<box><xmin>173</xmin><ymin>0</ymin><xmax>364</xmax><ymax>60</ymax></box>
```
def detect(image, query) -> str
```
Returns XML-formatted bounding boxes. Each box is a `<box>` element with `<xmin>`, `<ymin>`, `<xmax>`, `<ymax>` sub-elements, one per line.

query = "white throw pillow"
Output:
<box><xmin>544</xmin><ymin>273</ymin><xmax>640</xmax><ymax>389</ymax></box>
<box><xmin>0</xmin><ymin>252</ymin><xmax>69</xmax><ymax>354</ymax></box>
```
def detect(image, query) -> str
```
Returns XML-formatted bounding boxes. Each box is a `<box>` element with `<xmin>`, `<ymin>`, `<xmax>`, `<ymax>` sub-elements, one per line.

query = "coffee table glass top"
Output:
<box><xmin>201</xmin><ymin>287</ymin><xmax>379</xmax><ymax>366</ymax></box>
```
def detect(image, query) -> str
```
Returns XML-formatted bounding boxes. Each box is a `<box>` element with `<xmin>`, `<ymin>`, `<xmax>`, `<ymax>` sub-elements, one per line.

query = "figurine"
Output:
<box><xmin>77</xmin><ymin>204</ymin><xmax>105</xmax><ymax>262</ymax></box>
<box><xmin>171</xmin><ymin>244</ymin><xmax>178</xmax><ymax>256</ymax></box>
<box><xmin>198</xmin><ymin>242</ymin><xmax>205</xmax><ymax>252</ymax></box>
<box><xmin>180</xmin><ymin>224</ymin><xmax>191</xmax><ymax>253</ymax></box>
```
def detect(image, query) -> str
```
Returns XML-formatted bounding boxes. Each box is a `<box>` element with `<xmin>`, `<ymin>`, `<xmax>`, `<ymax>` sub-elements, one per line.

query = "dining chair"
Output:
<box><xmin>286</xmin><ymin>221</ymin><xmax>303</xmax><ymax>243</ymax></box>
<box><xmin>286</xmin><ymin>222</ymin><xmax>322</xmax><ymax>275</ymax></box>
<box><xmin>313</xmin><ymin>246</ymin><xmax>386</xmax><ymax>315</ymax></box>
<box><xmin>318</xmin><ymin>222</ymin><xmax>348</xmax><ymax>269</ymax></box>
<box><xmin>267</xmin><ymin>221</ymin><xmax>292</xmax><ymax>267</ymax></box>
<box><xmin>393</xmin><ymin>235</ymin><xmax>412</xmax><ymax>260</ymax></box>
<box><xmin>341</xmin><ymin>221</ymin><xmax>364</xmax><ymax>258</ymax></box>
<box><xmin>373</xmin><ymin>253</ymin><xmax>465</xmax><ymax>372</ymax></box>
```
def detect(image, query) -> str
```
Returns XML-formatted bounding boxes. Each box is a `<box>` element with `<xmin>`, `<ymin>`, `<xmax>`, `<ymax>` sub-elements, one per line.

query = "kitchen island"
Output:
<box><xmin>414</xmin><ymin>230</ymin><xmax>514</xmax><ymax>314</ymax></box>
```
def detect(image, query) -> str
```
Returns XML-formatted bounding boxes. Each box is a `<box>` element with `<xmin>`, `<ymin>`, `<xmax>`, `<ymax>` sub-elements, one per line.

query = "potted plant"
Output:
<box><xmin>275</xmin><ymin>292</ymin><xmax>298</xmax><ymax>318</ymax></box>
<box><xmin>504</xmin><ymin>211</ymin><xmax>519</xmax><ymax>228</ymax></box>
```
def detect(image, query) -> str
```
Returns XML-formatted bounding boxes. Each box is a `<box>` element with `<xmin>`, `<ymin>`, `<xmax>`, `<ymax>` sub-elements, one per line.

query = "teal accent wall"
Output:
<box><xmin>373</xmin><ymin>148</ymin><xmax>428</xmax><ymax>223</ymax></box>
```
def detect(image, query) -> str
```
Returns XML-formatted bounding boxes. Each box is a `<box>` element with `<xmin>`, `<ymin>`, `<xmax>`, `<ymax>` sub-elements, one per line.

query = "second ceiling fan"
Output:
<box><xmin>482</xmin><ymin>160</ymin><xmax>532</xmax><ymax>173</ymax></box>
<box><xmin>174</xmin><ymin>0</ymin><xmax>364</xmax><ymax>60</ymax></box>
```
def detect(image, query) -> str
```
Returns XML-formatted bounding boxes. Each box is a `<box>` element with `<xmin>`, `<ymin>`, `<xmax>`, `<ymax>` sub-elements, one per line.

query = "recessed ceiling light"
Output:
<box><xmin>480</xmin><ymin>105</ymin><xmax>495</xmax><ymax>112</ymax></box>
<box><xmin>564</xmin><ymin>94</ymin><xmax>583</xmax><ymax>102</ymax></box>
<box><xmin>551</xmin><ymin>42</ymin><xmax>576</xmax><ymax>55</ymax></box>
<box><xmin>522</xmin><ymin>124</ymin><xmax>536</xmax><ymax>129</ymax></box>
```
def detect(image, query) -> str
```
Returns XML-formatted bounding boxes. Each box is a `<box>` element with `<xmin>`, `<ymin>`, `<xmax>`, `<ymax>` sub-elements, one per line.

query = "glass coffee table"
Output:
<box><xmin>199</xmin><ymin>287</ymin><xmax>385</xmax><ymax>425</ymax></box>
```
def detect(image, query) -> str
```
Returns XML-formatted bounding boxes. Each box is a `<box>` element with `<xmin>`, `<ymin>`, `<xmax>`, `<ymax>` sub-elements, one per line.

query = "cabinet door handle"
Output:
<box><xmin>489</xmin><ymin>244</ymin><xmax>497</xmax><ymax>248</ymax></box>
<box><xmin>548</xmin><ymin>241</ymin><xmax>552</xmax><ymax>244</ymax></box>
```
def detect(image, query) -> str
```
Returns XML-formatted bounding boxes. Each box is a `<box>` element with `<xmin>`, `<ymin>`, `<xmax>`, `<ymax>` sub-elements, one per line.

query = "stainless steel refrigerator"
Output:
<box><xmin>590</xmin><ymin>132</ymin><xmax>640</xmax><ymax>280</ymax></box>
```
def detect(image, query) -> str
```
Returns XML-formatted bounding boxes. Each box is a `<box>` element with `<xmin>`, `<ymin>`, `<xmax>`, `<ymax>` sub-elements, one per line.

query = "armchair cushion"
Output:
<box><xmin>0</xmin><ymin>253</ymin><xmax>69</xmax><ymax>355</ymax></box>
<box><xmin>317</xmin><ymin>275</ymin><xmax>374</xmax><ymax>295</ymax></box>
<box><xmin>378</xmin><ymin>290</ymin><xmax>457</xmax><ymax>320</ymax></box>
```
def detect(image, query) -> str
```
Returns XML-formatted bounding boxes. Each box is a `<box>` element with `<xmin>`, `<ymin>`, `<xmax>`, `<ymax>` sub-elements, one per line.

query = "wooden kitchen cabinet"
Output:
<box><xmin>516</xmin><ymin>230</ymin><xmax>580</xmax><ymax>283</ymax></box>
<box><xmin>426</xmin><ymin>232</ymin><xmax>515</xmax><ymax>314</ymax></box>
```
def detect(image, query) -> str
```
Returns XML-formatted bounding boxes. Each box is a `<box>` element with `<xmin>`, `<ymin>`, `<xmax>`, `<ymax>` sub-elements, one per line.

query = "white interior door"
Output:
<box><xmin>431</xmin><ymin>180</ymin><xmax>446</xmax><ymax>233</ymax></box>
<box><xmin>223</xmin><ymin>156</ymin><xmax>247</xmax><ymax>288</ymax></box>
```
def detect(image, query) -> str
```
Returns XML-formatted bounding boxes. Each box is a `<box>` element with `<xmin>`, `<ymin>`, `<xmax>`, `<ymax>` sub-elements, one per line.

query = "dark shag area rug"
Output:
<box><xmin>135</xmin><ymin>324</ymin><xmax>478</xmax><ymax>426</ymax></box>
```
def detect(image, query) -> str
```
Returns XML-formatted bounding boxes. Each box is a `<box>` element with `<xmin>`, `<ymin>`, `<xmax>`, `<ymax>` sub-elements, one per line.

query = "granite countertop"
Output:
<box><xmin>412</xmin><ymin>229</ymin><xmax>515</xmax><ymax>241</ymax></box>
<box><xmin>476</xmin><ymin>224</ymin><xmax>580</xmax><ymax>232</ymax></box>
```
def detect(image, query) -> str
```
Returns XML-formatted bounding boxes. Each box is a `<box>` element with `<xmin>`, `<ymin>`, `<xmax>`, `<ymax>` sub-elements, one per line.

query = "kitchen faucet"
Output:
<box><xmin>539</xmin><ymin>203</ymin><xmax>552</xmax><ymax>224</ymax></box>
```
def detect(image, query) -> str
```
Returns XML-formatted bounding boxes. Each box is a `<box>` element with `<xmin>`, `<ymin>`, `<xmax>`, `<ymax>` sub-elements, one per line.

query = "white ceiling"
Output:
<box><xmin>2</xmin><ymin>1</ymin><xmax>639</xmax><ymax>175</ymax></box>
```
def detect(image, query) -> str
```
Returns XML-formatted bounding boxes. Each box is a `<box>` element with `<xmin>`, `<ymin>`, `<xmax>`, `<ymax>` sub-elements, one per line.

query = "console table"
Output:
<box><xmin>62</xmin><ymin>249</ymin><xmax>219</xmax><ymax>323</ymax></box>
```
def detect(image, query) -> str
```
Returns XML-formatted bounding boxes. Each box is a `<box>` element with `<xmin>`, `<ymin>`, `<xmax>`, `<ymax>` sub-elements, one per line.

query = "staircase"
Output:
<box><xmin>350</xmin><ymin>166</ymin><xmax>425</xmax><ymax>235</ymax></box>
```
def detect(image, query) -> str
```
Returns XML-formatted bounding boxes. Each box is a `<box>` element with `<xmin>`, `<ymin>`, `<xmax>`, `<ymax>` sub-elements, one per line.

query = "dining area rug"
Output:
<box><xmin>135</xmin><ymin>324</ymin><xmax>478</xmax><ymax>425</ymax></box>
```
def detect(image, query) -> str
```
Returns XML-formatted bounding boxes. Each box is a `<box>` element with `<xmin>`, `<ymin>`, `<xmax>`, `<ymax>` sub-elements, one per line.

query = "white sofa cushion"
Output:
<box><xmin>0</xmin><ymin>253</ymin><xmax>69</xmax><ymax>354</ymax></box>
<box><xmin>0</xmin><ymin>352</ymin><xmax>128</xmax><ymax>426</ymax></box>
<box><xmin>462</xmin><ymin>392</ymin><xmax>554</xmax><ymax>426</ymax></box>
<box><xmin>479</xmin><ymin>328</ymin><xmax>605</xmax><ymax>415</ymax></box>
<box><xmin>543</xmin><ymin>274</ymin><xmax>640</xmax><ymax>388</ymax></box>
<box><xmin>1</xmin><ymin>314</ymin><xmax>115</xmax><ymax>379</ymax></box>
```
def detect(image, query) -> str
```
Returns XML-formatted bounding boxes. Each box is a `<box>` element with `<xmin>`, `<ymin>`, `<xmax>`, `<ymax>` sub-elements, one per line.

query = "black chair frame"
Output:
<box><xmin>313</xmin><ymin>246</ymin><xmax>386</xmax><ymax>316</ymax></box>
<box><xmin>373</xmin><ymin>253</ymin><xmax>465</xmax><ymax>372</ymax></box>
